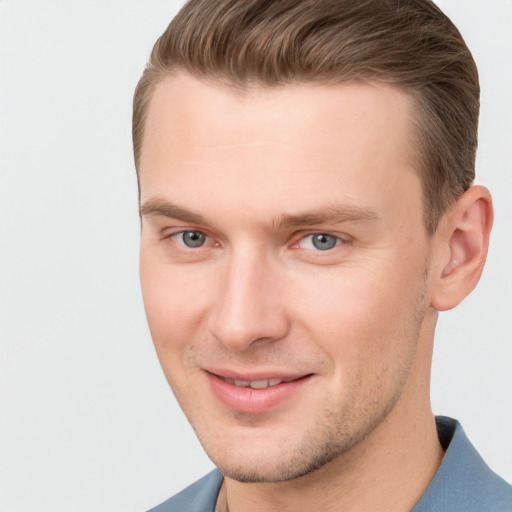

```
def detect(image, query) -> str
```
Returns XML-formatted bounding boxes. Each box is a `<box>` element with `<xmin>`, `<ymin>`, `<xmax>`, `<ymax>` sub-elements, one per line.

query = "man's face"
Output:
<box><xmin>139</xmin><ymin>75</ymin><xmax>438</xmax><ymax>482</ymax></box>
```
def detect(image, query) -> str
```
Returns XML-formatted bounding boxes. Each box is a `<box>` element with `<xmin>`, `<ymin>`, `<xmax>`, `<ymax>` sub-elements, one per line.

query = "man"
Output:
<box><xmin>133</xmin><ymin>0</ymin><xmax>512</xmax><ymax>510</ymax></box>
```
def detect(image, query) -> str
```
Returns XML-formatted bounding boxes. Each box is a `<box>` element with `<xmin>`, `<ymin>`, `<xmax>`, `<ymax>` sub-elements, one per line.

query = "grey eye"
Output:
<box><xmin>182</xmin><ymin>231</ymin><xmax>207</xmax><ymax>248</ymax></box>
<box><xmin>311</xmin><ymin>233</ymin><xmax>338</xmax><ymax>250</ymax></box>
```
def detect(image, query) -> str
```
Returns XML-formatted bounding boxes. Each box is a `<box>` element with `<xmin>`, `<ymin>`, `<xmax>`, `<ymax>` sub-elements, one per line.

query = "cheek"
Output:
<box><xmin>139</xmin><ymin>254</ymin><xmax>214</xmax><ymax>406</ymax></box>
<box><xmin>294</xmin><ymin>260</ymin><xmax>426</xmax><ymax>368</ymax></box>
<box><xmin>299</xmin><ymin>269</ymin><xmax>426</xmax><ymax>423</ymax></box>
<box><xmin>139</xmin><ymin>252</ymin><xmax>212</xmax><ymax>354</ymax></box>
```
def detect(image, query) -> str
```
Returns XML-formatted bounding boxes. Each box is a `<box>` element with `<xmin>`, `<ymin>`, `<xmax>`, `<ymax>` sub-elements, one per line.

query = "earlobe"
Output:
<box><xmin>430</xmin><ymin>185</ymin><xmax>493</xmax><ymax>312</ymax></box>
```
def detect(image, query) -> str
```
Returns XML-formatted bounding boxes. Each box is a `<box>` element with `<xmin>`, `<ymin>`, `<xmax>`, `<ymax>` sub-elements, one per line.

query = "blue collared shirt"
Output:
<box><xmin>148</xmin><ymin>417</ymin><xmax>512</xmax><ymax>512</ymax></box>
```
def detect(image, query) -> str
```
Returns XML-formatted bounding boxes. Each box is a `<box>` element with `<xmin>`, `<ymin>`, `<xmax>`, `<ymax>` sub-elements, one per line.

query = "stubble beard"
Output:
<box><xmin>209</xmin><ymin>382</ymin><xmax>407</xmax><ymax>484</ymax></box>
<box><xmin>202</xmin><ymin>300</ymin><xmax>429</xmax><ymax>483</ymax></box>
<box><xmin>187</xmin><ymin>265</ymin><xmax>432</xmax><ymax>484</ymax></box>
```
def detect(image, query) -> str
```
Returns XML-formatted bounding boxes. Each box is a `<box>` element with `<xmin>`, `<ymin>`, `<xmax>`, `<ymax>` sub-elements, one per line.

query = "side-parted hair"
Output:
<box><xmin>133</xmin><ymin>0</ymin><xmax>479</xmax><ymax>234</ymax></box>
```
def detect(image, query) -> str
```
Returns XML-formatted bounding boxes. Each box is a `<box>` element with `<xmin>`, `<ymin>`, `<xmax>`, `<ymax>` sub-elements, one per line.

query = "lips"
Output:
<box><xmin>206</xmin><ymin>370</ymin><xmax>311</xmax><ymax>414</ymax></box>
<box><xmin>221</xmin><ymin>376</ymin><xmax>301</xmax><ymax>389</ymax></box>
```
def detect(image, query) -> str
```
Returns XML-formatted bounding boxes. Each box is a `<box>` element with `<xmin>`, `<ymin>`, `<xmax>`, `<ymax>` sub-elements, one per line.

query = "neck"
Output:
<box><xmin>221</xmin><ymin>311</ymin><xmax>443</xmax><ymax>512</ymax></box>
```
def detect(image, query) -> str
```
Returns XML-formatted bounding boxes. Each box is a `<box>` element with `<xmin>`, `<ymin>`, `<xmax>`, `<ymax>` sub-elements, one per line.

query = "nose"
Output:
<box><xmin>209</xmin><ymin>248</ymin><xmax>289</xmax><ymax>351</ymax></box>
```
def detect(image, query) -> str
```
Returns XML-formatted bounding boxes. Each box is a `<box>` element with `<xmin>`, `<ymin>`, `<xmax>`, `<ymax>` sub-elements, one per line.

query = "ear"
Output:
<box><xmin>430</xmin><ymin>185</ymin><xmax>493</xmax><ymax>311</ymax></box>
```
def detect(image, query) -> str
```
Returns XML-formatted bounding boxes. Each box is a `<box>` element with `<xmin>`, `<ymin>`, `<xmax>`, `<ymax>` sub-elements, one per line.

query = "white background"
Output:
<box><xmin>0</xmin><ymin>1</ymin><xmax>510</xmax><ymax>511</ymax></box>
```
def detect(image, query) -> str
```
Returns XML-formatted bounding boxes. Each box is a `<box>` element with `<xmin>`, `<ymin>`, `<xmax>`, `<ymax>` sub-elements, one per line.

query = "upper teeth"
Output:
<box><xmin>223</xmin><ymin>378</ymin><xmax>289</xmax><ymax>389</ymax></box>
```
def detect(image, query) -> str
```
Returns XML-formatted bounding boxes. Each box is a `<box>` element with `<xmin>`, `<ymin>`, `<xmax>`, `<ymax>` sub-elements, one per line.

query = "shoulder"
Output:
<box><xmin>413</xmin><ymin>417</ymin><xmax>512</xmax><ymax>512</ymax></box>
<box><xmin>146</xmin><ymin>469</ymin><xmax>223</xmax><ymax>512</ymax></box>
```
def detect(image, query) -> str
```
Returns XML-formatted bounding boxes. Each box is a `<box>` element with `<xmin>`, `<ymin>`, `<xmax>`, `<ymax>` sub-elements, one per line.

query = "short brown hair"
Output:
<box><xmin>133</xmin><ymin>0</ymin><xmax>479</xmax><ymax>234</ymax></box>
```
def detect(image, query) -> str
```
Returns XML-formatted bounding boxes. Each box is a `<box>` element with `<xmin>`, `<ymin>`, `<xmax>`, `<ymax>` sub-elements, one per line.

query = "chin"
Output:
<box><xmin>217</xmin><ymin>455</ymin><xmax>336</xmax><ymax>483</ymax></box>
<box><xmin>201</xmin><ymin>425</ymin><xmax>357</xmax><ymax>484</ymax></box>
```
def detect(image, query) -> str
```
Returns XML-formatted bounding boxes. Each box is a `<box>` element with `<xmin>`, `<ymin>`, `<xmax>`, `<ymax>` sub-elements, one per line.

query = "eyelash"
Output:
<box><xmin>293</xmin><ymin>233</ymin><xmax>344</xmax><ymax>251</ymax></box>
<box><xmin>168</xmin><ymin>230</ymin><xmax>214</xmax><ymax>248</ymax></box>
<box><xmin>167</xmin><ymin>230</ymin><xmax>347</xmax><ymax>252</ymax></box>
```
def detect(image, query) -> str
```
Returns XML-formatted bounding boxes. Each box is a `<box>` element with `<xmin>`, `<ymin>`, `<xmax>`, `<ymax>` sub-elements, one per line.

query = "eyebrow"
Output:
<box><xmin>274</xmin><ymin>206</ymin><xmax>380</xmax><ymax>229</ymax></box>
<box><xmin>140</xmin><ymin>197</ymin><xmax>380</xmax><ymax>229</ymax></box>
<box><xmin>140</xmin><ymin>198</ymin><xmax>212</xmax><ymax>225</ymax></box>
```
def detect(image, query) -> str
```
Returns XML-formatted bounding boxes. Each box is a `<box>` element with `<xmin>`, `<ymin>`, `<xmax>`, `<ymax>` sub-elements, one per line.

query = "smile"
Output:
<box><xmin>221</xmin><ymin>376</ymin><xmax>300</xmax><ymax>389</ymax></box>
<box><xmin>206</xmin><ymin>371</ymin><xmax>312</xmax><ymax>414</ymax></box>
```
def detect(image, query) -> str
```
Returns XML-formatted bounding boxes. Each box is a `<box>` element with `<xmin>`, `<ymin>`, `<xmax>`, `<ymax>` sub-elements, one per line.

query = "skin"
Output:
<box><xmin>138</xmin><ymin>74</ymin><xmax>492</xmax><ymax>512</ymax></box>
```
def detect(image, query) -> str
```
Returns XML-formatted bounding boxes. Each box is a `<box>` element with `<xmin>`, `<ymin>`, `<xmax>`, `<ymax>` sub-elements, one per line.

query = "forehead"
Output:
<box><xmin>139</xmin><ymin>74</ymin><xmax>421</xmax><ymax>225</ymax></box>
<box><xmin>140</xmin><ymin>74</ymin><xmax>416</xmax><ymax>166</ymax></box>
